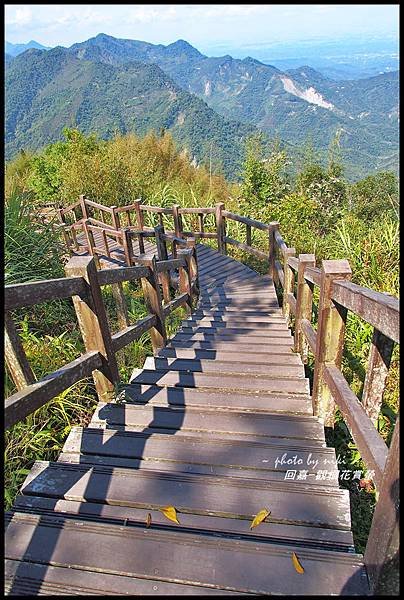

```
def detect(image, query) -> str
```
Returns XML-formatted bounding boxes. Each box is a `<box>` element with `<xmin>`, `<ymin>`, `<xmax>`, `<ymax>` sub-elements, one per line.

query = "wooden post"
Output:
<box><xmin>5</xmin><ymin>312</ymin><xmax>36</xmax><ymax>391</ymax></box>
<box><xmin>140</xmin><ymin>256</ymin><xmax>167</xmax><ymax>353</ymax></box>
<box><xmin>268</xmin><ymin>221</ymin><xmax>279</xmax><ymax>281</ymax></box>
<box><xmin>198</xmin><ymin>213</ymin><xmax>204</xmax><ymax>235</ymax></box>
<box><xmin>215</xmin><ymin>202</ymin><xmax>226</xmax><ymax>255</ymax></box>
<box><xmin>282</xmin><ymin>247</ymin><xmax>296</xmax><ymax>324</ymax></box>
<box><xmin>364</xmin><ymin>416</ymin><xmax>399</xmax><ymax>594</ymax></box>
<box><xmin>65</xmin><ymin>256</ymin><xmax>119</xmax><ymax>401</ymax></box>
<box><xmin>312</xmin><ymin>259</ymin><xmax>352</xmax><ymax>426</ymax></box>
<box><xmin>246</xmin><ymin>224</ymin><xmax>252</xmax><ymax>247</ymax></box>
<box><xmin>294</xmin><ymin>254</ymin><xmax>316</xmax><ymax>363</ymax></box>
<box><xmin>122</xmin><ymin>228</ymin><xmax>134</xmax><ymax>266</ymax></box>
<box><xmin>178</xmin><ymin>249</ymin><xmax>193</xmax><ymax>315</ymax></box>
<box><xmin>172</xmin><ymin>204</ymin><xmax>183</xmax><ymax>238</ymax></box>
<box><xmin>57</xmin><ymin>207</ymin><xmax>66</xmax><ymax>225</ymax></box>
<box><xmin>111</xmin><ymin>206</ymin><xmax>120</xmax><ymax>230</ymax></box>
<box><xmin>362</xmin><ymin>329</ymin><xmax>395</xmax><ymax>424</ymax></box>
<box><xmin>79</xmin><ymin>194</ymin><xmax>89</xmax><ymax>220</ymax></box>
<box><xmin>134</xmin><ymin>199</ymin><xmax>144</xmax><ymax>231</ymax></box>
<box><xmin>111</xmin><ymin>282</ymin><xmax>130</xmax><ymax>330</ymax></box>
<box><xmin>155</xmin><ymin>225</ymin><xmax>171</xmax><ymax>303</ymax></box>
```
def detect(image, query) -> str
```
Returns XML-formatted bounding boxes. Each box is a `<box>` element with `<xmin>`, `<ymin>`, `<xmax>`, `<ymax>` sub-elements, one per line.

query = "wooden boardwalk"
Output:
<box><xmin>5</xmin><ymin>243</ymin><xmax>370</xmax><ymax>595</ymax></box>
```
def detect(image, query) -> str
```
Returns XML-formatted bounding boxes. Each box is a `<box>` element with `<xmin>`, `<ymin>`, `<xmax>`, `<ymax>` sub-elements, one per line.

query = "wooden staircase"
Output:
<box><xmin>5</xmin><ymin>244</ymin><xmax>370</xmax><ymax>595</ymax></box>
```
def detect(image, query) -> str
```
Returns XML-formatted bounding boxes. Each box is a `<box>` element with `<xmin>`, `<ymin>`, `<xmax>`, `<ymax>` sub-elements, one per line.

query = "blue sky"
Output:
<box><xmin>5</xmin><ymin>4</ymin><xmax>399</xmax><ymax>54</ymax></box>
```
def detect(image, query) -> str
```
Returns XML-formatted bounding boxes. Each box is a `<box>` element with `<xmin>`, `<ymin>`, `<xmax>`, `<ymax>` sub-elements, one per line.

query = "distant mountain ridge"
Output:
<box><xmin>65</xmin><ymin>34</ymin><xmax>399</xmax><ymax>178</ymax></box>
<box><xmin>5</xmin><ymin>46</ymin><xmax>263</xmax><ymax>178</ymax></box>
<box><xmin>5</xmin><ymin>40</ymin><xmax>50</xmax><ymax>56</ymax></box>
<box><xmin>5</xmin><ymin>34</ymin><xmax>399</xmax><ymax>179</ymax></box>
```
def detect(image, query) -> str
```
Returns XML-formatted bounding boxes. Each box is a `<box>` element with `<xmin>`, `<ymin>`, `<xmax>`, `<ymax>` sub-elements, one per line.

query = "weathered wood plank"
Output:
<box><xmin>4</xmin><ymin>312</ymin><xmax>36</xmax><ymax>391</ymax></box>
<box><xmin>5</xmin><ymin>512</ymin><xmax>369</xmax><ymax>595</ymax></box>
<box><xmin>5</xmin><ymin>277</ymin><xmax>86</xmax><ymax>310</ymax></box>
<box><xmin>332</xmin><ymin>280</ymin><xmax>399</xmax><ymax>343</ymax></box>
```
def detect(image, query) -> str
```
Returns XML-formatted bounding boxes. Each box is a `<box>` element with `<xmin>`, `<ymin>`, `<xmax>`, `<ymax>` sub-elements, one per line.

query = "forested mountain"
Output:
<box><xmin>66</xmin><ymin>34</ymin><xmax>399</xmax><ymax>178</ymax></box>
<box><xmin>5</xmin><ymin>47</ymin><xmax>261</xmax><ymax>178</ymax></box>
<box><xmin>5</xmin><ymin>34</ymin><xmax>399</xmax><ymax>179</ymax></box>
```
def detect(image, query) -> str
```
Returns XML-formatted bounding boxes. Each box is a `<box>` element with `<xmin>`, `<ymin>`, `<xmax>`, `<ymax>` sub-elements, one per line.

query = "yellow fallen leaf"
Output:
<box><xmin>292</xmin><ymin>552</ymin><xmax>304</xmax><ymax>574</ymax></box>
<box><xmin>250</xmin><ymin>508</ymin><xmax>270</xmax><ymax>529</ymax></box>
<box><xmin>146</xmin><ymin>513</ymin><xmax>152</xmax><ymax>528</ymax></box>
<box><xmin>159</xmin><ymin>505</ymin><xmax>180</xmax><ymax>524</ymax></box>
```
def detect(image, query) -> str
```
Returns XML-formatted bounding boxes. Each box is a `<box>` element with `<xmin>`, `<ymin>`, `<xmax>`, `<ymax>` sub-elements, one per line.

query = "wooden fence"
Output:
<box><xmin>5</xmin><ymin>195</ymin><xmax>400</xmax><ymax>592</ymax></box>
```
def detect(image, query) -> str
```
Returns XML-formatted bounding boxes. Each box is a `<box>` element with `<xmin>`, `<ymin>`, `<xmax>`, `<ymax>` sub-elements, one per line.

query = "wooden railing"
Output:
<box><xmin>5</xmin><ymin>245</ymin><xmax>199</xmax><ymax>429</ymax></box>
<box><xmin>5</xmin><ymin>196</ymin><xmax>399</xmax><ymax>593</ymax></box>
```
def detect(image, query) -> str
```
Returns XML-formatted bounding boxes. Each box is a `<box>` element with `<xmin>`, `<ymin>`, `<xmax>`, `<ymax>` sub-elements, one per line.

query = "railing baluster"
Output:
<box><xmin>364</xmin><ymin>416</ymin><xmax>399</xmax><ymax>593</ymax></box>
<box><xmin>155</xmin><ymin>225</ymin><xmax>171</xmax><ymax>303</ymax></box>
<box><xmin>312</xmin><ymin>259</ymin><xmax>352</xmax><ymax>426</ymax></box>
<box><xmin>268</xmin><ymin>221</ymin><xmax>279</xmax><ymax>283</ymax></box>
<box><xmin>294</xmin><ymin>254</ymin><xmax>316</xmax><ymax>363</ymax></box>
<box><xmin>282</xmin><ymin>247</ymin><xmax>296</xmax><ymax>324</ymax></box>
<box><xmin>362</xmin><ymin>329</ymin><xmax>395</xmax><ymax>424</ymax></box>
<box><xmin>5</xmin><ymin>312</ymin><xmax>36</xmax><ymax>391</ymax></box>
<box><xmin>140</xmin><ymin>256</ymin><xmax>167</xmax><ymax>353</ymax></box>
<box><xmin>178</xmin><ymin>249</ymin><xmax>193</xmax><ymax>315</ymax></box>
<box><xmin>215</xmin><ymin>202</ymin><xmax>226</xmax><ymax>254</ymax></box>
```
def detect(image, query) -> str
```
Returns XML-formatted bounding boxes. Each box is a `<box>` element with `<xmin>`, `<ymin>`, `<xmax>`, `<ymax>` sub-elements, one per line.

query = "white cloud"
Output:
<box><xmin>5</xmin><ymin>6</ymin><xmax>32</xmax><ymax>26</ymax></box>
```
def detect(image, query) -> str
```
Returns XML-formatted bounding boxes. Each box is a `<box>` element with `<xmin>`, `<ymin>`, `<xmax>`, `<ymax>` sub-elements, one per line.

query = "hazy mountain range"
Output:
<box><xmin>5</xmin><ymin>34</ymin><xmax>399</xmax><ymax>180</ymax></box>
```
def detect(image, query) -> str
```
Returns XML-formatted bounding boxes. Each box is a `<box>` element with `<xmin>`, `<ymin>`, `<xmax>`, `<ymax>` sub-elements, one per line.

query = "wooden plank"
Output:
<box><xmin>158</xmin><ymin>347</ymin><xmax>300</xmax><ymax>362</ymax></box>
<box><xmin>168</xmin><ymin>339</ymin><xmax>294</xmax><ymax>352</ymax></box>
<box><xmin>223</xmin><ymin>237</ymin><xmax>268</xmax><ymax>260</ymax></box>
<box><xmin>182</xmin><ymin>319</ymin><xmax>289</xmax><ymax>330</ymax></box>
<box><xmin>5</xmin><ymin>558</ymin><xmax>233</xmax><ymax>596</ymax></box>
<box><xmin>130</xmin><ymin>369</ymin><xmax>309</xmax><ymax>394</ymax></box>
<box><xmin>21</xmin><ymin>461</ymin><xmax>350</xmax><ymax>529</ymax></box>
<box><xmin>5</xmin><ymin>512</ymin><xmax>369</xmax><ymax>595</ymax></box>
<box><xmin>111</xmin><ymin>315</ymin><xmax>157</xmax><ymax>352</ymax></box>
<box><xmin>5</xmin><ymin>276</ymin><xmax>86</xmax><ymax>310</ymax></box>
<box><xmin>93</xmin><ymin>402</ymin><xmax>324</xmax><ymax>441</ymax></box>
<box><xmin>5</xmin><ymin>351</ymin><xmax>102</xmax><ymax>429</ymax></box>
<box><xmin>178</xmin><ymin>326</ymin><xmax>293</xmax><ymax>338</ymax></box>
<box><xmin>331</xmin><ymin>280</ymin><xmax>399</xmax><ymax>343</ymax></box>
<box><xmin>144</xmin><ymin>357</ymin><xmax>305</xmax><ymax>378</ymax></box>
<box><xmin>304</xmin><ymin>266</ymin><xmax>321</xmax><ymax>286</ymax></box>
<box><xmin>97</xmin><ymin>265</ymin><xmax>150</xmax><ymax>286</ymax></box>
<box><xmin>12</xmin><ymin>496</ymin><xmax>355</xmax><ymax>551</ymax></box>
<box><xmin>324</xmin><ymin>364</ymin><xmax>388</xmax><ymax>488</ymax></box>
<box><xmin>222</xmin><ymin>211</ymin><xmax>269</xmax><ymax>232</ymax></box>
<box><xmin>63</xmin><ymin>426</ymin><xmax>336</xmax><ymax>473</ymax></box>
<box><xmin>162</xmin><ymin>292</ymin><xmax>190</xmax><ymax>317</ymax></box>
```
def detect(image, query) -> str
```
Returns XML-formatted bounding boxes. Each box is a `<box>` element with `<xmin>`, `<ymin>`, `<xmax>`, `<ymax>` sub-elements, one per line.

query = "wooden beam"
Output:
<box><xmin>364</xmin><ymin>416</ymin><xmax>399</xmax><ymax>594</ymax></box>
<box><xmin>215</xmin><ymin>203</ymin><xmax>226</xmax><ymax>255</ymax></box>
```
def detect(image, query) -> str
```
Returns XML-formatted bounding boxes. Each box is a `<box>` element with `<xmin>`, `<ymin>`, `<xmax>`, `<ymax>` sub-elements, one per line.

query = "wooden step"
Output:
<box><xmin>129</xmin><ymin>369</ymin><xmax>310</xmax><ymax>395</ymax></box>
<box><xmin>116</xmin><ymin>384</ymin><xmax>313</xmax><ymax>414</ymax></box>
<box><xmin>61</xmin><ymin>426</ymin><xmax>338</xmax><ymax>478</ymax></box>
<box><xmin>181</xmin><ymin>319</ymin><xmax>290</xmax><ymax>330</ymax></box>
<box><xmin>158</xmin><ymin>346</ymin><xmax>300</xmax><ymax>362</ymax></box>
<box><xmin>143</xmin><ymin>356</ymin><xmax>305</xmax><ymax>378</ymax></box>
<box><xmin>90</xmin><ymin>403</ymin><xmax>325</xmax><ymax>442</ymax></box>
<box><xmin>13</xmin><ymin>495</ymin><xmax>355</xmax><ymax>552</ymax></box>
<box><xmin>21</xmin><ymin>461</ymin><xmax>351</xmax><ymax>531</ymax></box>
<box><xmin>5</xmin><ymin>512</ymin><xmax>369</xmax><ymax>595</ymax></box>
<box><xmin>178</xmin><ymin>326</ymin><xmax>292</xmax><ymax>338</ymax></box>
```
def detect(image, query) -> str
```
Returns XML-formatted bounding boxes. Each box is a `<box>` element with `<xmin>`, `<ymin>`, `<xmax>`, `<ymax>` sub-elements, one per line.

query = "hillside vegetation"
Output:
<box><xmin>5</xmin><ymin>130</ymin><xmax>399</xmax><ymax>555</ymax></box>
